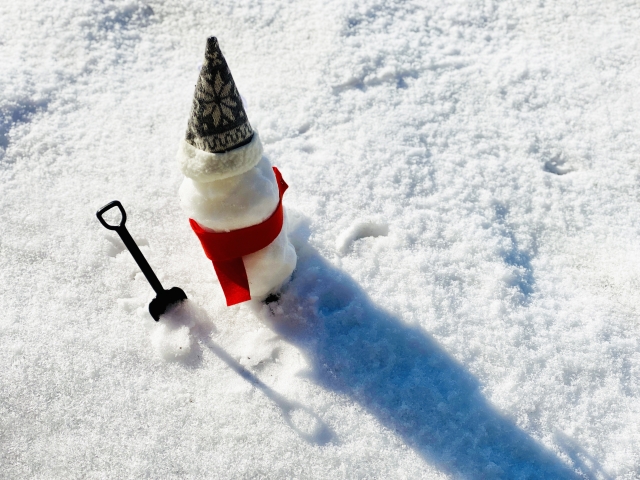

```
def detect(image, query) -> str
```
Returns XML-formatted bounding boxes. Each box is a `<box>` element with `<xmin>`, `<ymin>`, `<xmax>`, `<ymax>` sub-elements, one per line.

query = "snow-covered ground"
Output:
<box><xmin>2</xmin><ymin>0</ymin><xmax>640</xmax><ymax>477</ymax></box>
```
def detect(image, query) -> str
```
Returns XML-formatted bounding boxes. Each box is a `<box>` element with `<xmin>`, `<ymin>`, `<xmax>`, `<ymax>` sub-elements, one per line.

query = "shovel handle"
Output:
<box><xmin>96</xmin><ymin>200</ymin><xmax>165</xmax><ymax>295</ymax></box>
<box><xmin>96</xmin><ymin>201</ymin><xmax>127</xmax><ymax>230</ymax></box>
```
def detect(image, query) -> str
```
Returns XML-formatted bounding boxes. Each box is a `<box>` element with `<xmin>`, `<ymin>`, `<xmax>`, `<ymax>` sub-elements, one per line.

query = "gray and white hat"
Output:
<box><xmin>178</xmin><ymin>37</ymin><xmax>263</xmax><ymax>182</ymax></box>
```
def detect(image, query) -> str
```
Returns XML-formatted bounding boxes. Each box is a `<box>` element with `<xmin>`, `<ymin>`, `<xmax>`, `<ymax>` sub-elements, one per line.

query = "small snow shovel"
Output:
<box><xmin>96</xmin><ymin>200</ymin><xmax>187</xmax><ymax>321</ymax></box>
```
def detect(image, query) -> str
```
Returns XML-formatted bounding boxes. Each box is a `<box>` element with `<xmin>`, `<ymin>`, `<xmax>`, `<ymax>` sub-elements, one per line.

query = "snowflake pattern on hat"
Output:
<box><xmin>186</xmin><ymin>37</ymin><xmax>254</xmax><ymax>153</ymax></box>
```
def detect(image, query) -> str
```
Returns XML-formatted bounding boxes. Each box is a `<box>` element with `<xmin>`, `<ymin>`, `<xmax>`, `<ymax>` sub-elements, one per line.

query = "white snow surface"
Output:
<box><xmin>2</xmin><ymin>0</ymin><xmax>640</xmax><ymax>478</ymax></box>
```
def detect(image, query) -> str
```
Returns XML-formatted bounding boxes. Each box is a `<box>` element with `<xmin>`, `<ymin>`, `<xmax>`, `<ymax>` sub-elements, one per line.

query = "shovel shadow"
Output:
<box><xmin>160</xmin><ymin>300</ymin><xmax>334</xmax><ymax>446</ymax></box>
<box><xmin>256</xmin><ymin>226</ymin><xmax>584</xmax><ymax>478</ymax></box>
<box><xmin>201</xmin><ymin>336</ymin><xmax>334</xmax><ymax>445</ymax></box>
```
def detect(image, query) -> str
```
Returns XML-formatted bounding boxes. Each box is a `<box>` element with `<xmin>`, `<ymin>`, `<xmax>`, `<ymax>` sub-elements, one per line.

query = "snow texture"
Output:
<box><xmin>2</xmin><ymin>0</ymin><xmax>640</xmax><ymax>478</ymax></box>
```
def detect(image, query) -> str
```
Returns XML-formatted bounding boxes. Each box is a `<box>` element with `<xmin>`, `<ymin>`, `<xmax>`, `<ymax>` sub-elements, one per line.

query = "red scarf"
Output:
<box><xmin>189</xmin><ymin>167</ymin><xmax>288</xmax><ymax>306</ymax></box>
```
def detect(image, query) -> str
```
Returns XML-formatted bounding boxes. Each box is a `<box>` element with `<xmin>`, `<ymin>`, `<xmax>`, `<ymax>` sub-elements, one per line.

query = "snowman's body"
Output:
<box><xmin>178</xmin><ymin>133</ymin><xmax>296</xmax><ymax>300</ymax></box>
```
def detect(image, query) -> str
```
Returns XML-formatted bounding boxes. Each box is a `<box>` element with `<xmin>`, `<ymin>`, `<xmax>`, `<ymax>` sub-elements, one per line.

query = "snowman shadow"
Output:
<box><xmin>256</xmin><ymin>214</ymin><xmax>584</xmax><ymax>478</ymax></box>
<box><xmin>160</xmin><ymin>298</ymin><xmax>334</xmax><ymax>446</ymax></box>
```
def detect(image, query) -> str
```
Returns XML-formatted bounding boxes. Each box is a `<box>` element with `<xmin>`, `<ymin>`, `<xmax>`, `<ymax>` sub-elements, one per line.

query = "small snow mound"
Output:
<box><xmin>149</xmin><ymin>300</ymin><xmax>214</xmax><ymax>362</ymax></box>
<box><xmin>336</xmin><ymin>221</ymin><xmax>389</xmax><ymax>255</ymax></box>
<box><xmin>150</xmin><ymin>323</ymin><xmax>192</xmax><ymax>361</ymax></box>
<box><xmin>236</xmin><ymin>328</ymin><xmax>281</xmax><ymax>371</ymax></box>
<box><xmin>160</xmin><ymin>299</ymin><xmax>215</xmax><ymax>332</ymax></box>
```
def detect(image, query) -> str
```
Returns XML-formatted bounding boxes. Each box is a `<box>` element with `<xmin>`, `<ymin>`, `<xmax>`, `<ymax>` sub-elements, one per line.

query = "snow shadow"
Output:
<box><xmin>200</xmin><ymin>337</ymin><xmax>334</xmax><ymax>446</ymax></box>
<box><xmin>161</xmin><ymin>301</ymin><xmax>334</xmax><ymax>446</ymax></box>
<box><xmin>494</xmin><ymin>204</ymin><xmax>536</xmax><ymax>303</ymax></box>
<box><xmin>261</xmin><ymin>229</ymin><xmax>581</xmax><ymax>478</ymax></box>
<box><xmin>554</xmin><ymin>432</ymin><xmax>613</xmax><ymax>480</ymax></box>
<box><xmin>0</xmin><ymin>99</ymin><xmax>49</xmax><ymax>158</ymax></box>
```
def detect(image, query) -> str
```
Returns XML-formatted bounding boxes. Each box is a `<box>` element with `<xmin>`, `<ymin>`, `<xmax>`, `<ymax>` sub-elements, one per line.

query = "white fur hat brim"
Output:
<box><xmin>177</xmin><ymin>131</ymin><xmax>263</xmax><ymax>182</ymax></box>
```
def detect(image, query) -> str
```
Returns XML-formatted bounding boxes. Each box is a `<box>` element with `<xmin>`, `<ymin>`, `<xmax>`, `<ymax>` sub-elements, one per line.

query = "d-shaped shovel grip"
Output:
<box><xmin>96</xmin><ymin>200</ymin><xmax>165</xmax><ymax>295</ymax></box>
<box><xmin>96</xmin><ymin>200</ymin><xmax>127</xmax><ymax>231</ymax></box>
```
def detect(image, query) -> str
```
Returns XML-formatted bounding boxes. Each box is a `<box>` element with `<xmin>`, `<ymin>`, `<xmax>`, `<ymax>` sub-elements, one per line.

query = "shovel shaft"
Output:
<box><xmin>117</xmin><ymin>226</ymin><xmax>165</xmax><ymax>295</ymax></box>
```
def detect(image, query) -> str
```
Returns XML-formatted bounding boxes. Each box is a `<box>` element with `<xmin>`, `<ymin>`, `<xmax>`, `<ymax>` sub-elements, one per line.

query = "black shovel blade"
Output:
<box><xmin>149</xmin><ymin>287</ymin><xmax>188</xmax><ymax>321</ymax></box>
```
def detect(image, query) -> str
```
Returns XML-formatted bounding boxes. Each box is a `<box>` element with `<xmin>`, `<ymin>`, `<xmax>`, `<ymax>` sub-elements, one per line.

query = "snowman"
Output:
<box><xmin>177</xmin><ymin>37</ymin><xmax>296</xmax><ymax>306</ymax></box>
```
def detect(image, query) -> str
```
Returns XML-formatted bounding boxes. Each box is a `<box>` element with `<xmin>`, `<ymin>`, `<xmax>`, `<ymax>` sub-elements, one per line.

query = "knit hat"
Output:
<box><xmin>178</xmin><ymin>37</ymin><xmax>263</xmax><ymax>182</ymax></box>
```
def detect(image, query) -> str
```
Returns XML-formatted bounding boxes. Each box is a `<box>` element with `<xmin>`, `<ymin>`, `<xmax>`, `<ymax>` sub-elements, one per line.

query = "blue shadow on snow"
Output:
<box><xmin>258</xmin><ymin>224</ymin><xmax>583</xmax><ymax>479</ymax></box>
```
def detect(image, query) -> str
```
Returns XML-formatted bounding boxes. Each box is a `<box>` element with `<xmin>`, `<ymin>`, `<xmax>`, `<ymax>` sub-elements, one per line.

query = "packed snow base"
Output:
<box><xmin>2</xmin><ymin>0</ymin><xmax>640</xmax><ymax>478</ymax></box>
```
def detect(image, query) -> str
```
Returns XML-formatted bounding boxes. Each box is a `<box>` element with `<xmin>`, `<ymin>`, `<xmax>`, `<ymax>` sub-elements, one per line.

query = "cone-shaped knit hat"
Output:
<box><xmin>185</xmin><ymin>37</ymin><xmax>253</xmax><ymax>153</ymax></box>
